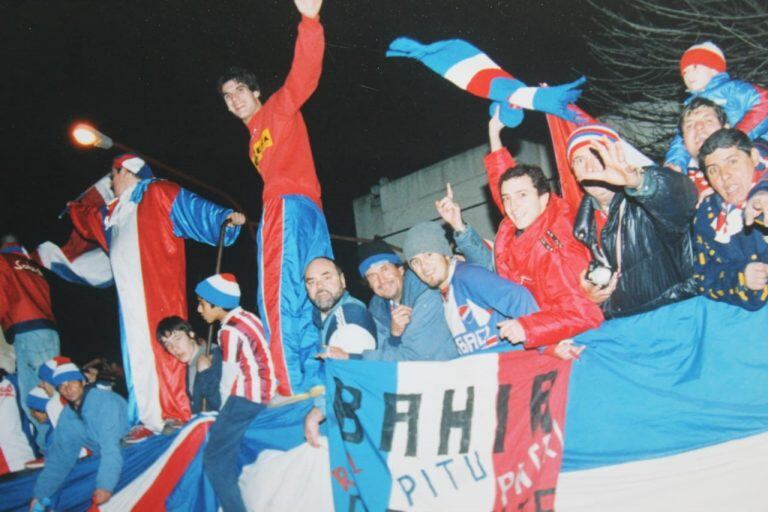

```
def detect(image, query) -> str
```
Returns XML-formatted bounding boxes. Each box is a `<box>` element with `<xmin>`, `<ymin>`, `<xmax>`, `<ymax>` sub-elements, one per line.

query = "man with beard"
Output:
<box><xmin>322</xmin><ymin>240</ymin><xmax>457</xmax><ymax>362</ymax></box>
<box><xmin>302</xmin><ymin>257</ymin><xmax>376</xmax><ymax>447</ymax></box>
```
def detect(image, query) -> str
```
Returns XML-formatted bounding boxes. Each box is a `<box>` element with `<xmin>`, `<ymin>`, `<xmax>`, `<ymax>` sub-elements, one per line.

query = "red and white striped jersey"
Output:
<box><xmin>219</xmin><ymin>307</ymin><xmax>277</xmax><ymax>404</ymax></box>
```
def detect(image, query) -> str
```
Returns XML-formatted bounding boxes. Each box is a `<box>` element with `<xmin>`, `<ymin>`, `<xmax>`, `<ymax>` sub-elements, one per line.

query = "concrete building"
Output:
<box><xmin>353</xmin><ymin>139</ymin><xmax>555</xmax><ymax>249</ymax></box>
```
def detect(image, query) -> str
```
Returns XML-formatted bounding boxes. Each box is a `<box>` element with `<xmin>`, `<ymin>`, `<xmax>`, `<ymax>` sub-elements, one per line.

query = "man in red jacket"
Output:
<box><xmin>436</xmin><ymin>110</ymin><xmax>603</xmax><ymax>355</ymax></box>
<box><xmin>0</xmin><ymin>235</ymin><xmax>59</xmax><ymax>447</ymax></box>
<box><xmin>217</xmin><ymin>0</ymin><xmax>332</xmax><ymax>397</ymax></box>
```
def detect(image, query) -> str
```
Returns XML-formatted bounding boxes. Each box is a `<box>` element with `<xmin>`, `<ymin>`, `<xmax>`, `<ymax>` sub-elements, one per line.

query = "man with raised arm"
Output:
<box><xmin>436</xmin><ymin>110</ymin><xmax>602</xmax><ymax>353</ymax></box>
<box><xmin>218</xmin><ymin>0</ymin><xmax>333</xmax><ymax>397</ymax></box>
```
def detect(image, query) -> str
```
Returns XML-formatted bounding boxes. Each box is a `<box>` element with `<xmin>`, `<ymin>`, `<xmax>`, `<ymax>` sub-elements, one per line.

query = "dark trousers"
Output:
<box><xmin>203</xmin><ymin>396</ymin><xmax>264</xmax><ymax>512</ymax></box>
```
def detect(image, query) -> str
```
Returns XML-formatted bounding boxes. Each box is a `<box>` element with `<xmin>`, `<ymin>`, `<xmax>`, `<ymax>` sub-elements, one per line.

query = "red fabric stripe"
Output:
<box><xmin>546</xmin><ymin>107</ymin><xmax>598</xmax><ymax>216</ymax></box>
<box><xmin>466</xmin><ymin>68</ymin><xmax>513</xmax><ymax>97</ymax></box>
<box><xmin>132</xmin><ymin>421</ymin><xmax>212</xmax><ymax>510</ymax></box>
<box><xmin>735</xmin><ymin>84</ymin><xmax>768</xmax><ymax>135</ymax></box>
<box><xmin>136</xmin><ymin>182</ymin><xmax>191</xmax><ymax>423</ymax></box>
<box><xmin>492</xmin><ymin>352</ymin><xmax>571</xmax><ymax>510</ymax></box>
<box><xmin>227</xmin><ymin>311</ymin><xmax>275</xmax><ymax>403</ymax></box>
<box><xmin>0</xmin><ymin>448</ymin><xmax>10</xmax><ymax>475</ymax></box>
<box><xmin>237</xmin><ymin>337</ymin><xmax>254</xmax><ymax>402</ymax></box>
<box><xmin>260</xmin><ymin>200</ymin><xmax>292</xmax><ymax>395</ymax></box>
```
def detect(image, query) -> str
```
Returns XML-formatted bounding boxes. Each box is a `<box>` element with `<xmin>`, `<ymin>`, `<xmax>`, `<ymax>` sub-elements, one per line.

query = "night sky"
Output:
<box><xmin>1</xmin><ymin>1</ymin><xmax>597</xmax><ymax>364</ymax></box>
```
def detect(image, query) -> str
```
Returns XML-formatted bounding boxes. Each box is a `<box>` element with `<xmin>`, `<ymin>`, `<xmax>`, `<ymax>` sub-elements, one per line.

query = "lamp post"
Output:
<box><xmin>70</xmin><ymin>122</ymin><xmax>252</xmax><ymax>229</ymax></box>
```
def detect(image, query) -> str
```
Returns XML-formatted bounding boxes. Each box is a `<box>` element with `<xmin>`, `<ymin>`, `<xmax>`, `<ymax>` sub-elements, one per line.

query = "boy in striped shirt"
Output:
<box><xmin>195</xmin><ymin>273</ymin><xmax>276</xmax><ymax>512</ymax></box>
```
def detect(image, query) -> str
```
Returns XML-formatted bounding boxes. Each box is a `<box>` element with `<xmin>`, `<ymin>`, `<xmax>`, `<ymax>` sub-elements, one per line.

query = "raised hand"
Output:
<box><xmin>435</xmin><ymin>183</ymin><xmax>466</xmax><ymax>232</ymax></box>
<box><xmin>488</xmin><ymin>105</ymin><xmax>504</xmax><ymax>152</ymax></box>
<box><xmin>586</xmin><ymin>138</ymin><xmax>643</xmax><ymax>189</ymax></box>
<box><xmin>294</xmin><ymin>0</ymin><xmax>322</xmax><ymax>18</ymax></box>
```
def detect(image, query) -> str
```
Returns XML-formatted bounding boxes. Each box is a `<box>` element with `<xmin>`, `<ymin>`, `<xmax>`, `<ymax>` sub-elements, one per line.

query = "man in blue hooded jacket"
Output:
<box><xmin>30</xmin><ymin>361</ymin><xmax>129</xmax><ymax>509</ymax></box>
<box><xmin>351</xmin><ymin>239</ymin><xmax>458</xmax><ymax>361</ymax></box>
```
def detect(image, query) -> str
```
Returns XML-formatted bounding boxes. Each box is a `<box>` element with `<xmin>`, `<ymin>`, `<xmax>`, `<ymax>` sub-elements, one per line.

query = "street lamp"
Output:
<box><xmin>71</xmin><ymin>123</ymin><xmax>114</xmax><ymax>150</ymax></box>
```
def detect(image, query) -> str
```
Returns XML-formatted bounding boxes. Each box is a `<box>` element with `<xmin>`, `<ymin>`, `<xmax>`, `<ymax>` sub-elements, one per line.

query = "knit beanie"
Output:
<box><xmin>38</xmin><ymin>356</ymin><xmax>73</xmax><ymax>385</ymax></box>
<box><xmin>680</xmin><ymin>41</ymin><xmax>726</xmax><ymax>75</ymax></box>
<box><xmin>357</xmin><ymin>239</ymin><xmax>402</xmax><ymax>277</ymax></box>
<box><xmin>566</xmin><ymin>124</ymin><xmax>621</xmax><ymax>163</ymax></box>
<box><xmin>52</xmin><ymin>362</ymin><xmax>85</xmax><ymax>387</ymax></box>
<box><xmin>27</xmin><ymin>386</ymin><xmax>50</xmax><ymax>412</ymax></box>
<box><xmin>402</xmin><ymin>222</ymin><xmax>452</xmax><ymax>262</ymax></box>
<box><xmin>113</xmin><ymin>153</ymin><xmax>154</xmax><ymax>179</ymax></box>
<box><xmin>195</xmin><ymin>273</ymin><xmax>241</xmax><ymax>309</ymax></box>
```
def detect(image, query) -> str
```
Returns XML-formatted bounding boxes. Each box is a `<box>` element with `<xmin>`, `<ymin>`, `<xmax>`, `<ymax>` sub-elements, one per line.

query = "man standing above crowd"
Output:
<box><xmin>694</xmin><ymin>128</ymin><xmax>768</xmax><ymax>310</ymax></box>
<box><xmin>31</xmin><ymin>362</ymin><xmax>128</xmax><ymax>509</ymax></box>
<box><xmin>68</xmin><ymin>154</ymin><xmax>244</xmax><ymax>440</ymax></box>
<box><xmin>218</xmin><ymin>0</ymin><xmax>332</xmax><ymax>397</ymax></box>
<box><xmin>568</xmin><ymin>125</ymin><xmax>699</xmax><ymax>318</ymax></box>
<box><xmin>0</xmin><ymin>235</ymin><xmax>59</xmax><ymax>447</ymax></box>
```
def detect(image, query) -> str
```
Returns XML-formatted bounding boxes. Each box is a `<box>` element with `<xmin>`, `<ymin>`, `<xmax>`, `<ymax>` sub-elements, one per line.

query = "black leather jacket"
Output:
<box><xmin>574</xmin><ymin>166</ymin><xmax>699</xmax><ymax>318</ymax></box>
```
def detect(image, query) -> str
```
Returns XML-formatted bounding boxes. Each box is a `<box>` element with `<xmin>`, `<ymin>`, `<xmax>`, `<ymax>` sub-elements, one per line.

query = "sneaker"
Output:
<box><xmin>122</xmin><ymin>425</ymin><xmax>155</xmax><ymax>444</ymax></box>
<box><xmin>25</xmin><ymin>458</ymin><xmax>45</xmax><ymax>469</ymax></box>
<box><xmin>161</xmin><ymin>419</ymin><xmax>184</xmax><ymax>436</ymax></box>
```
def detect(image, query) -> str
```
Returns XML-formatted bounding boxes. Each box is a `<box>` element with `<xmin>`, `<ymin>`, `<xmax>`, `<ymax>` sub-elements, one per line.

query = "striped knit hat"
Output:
<box><xmin>52</xmin><ymin>362</ymin><xmax>85</xmax><ymax>387</ymax></box>
<box><xmin>195</xmin><ymin>273</ymin><xmax>241</xmax><ymax>309</ymax></box>
<box><xmin>113</xmin><ymin>153</ymin><xmax>154</xmax><ymax>179</ymax></box>
<box><xmin>566</xmin><ymin>124</ymin><xmax>621</xmax><ymax>164</ymax></box>
<box><xmin>680</xmin><ymin>42</ymin><xmax>726</xmax><ymax>75</ymax></box>
<box><xmin>27</xmin><ymin>386</ymin><xmax>50</xmax><ymax>412</ymax></box>
<box><xmin>38</xmin><ymin>356</ymin><xmax>73</xmax><ymax>385</ymax></box>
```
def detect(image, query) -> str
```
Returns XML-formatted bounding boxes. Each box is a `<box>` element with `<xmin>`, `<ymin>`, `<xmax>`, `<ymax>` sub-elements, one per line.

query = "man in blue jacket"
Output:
<box><xmin>325</xmin><ymin>240</ymin><xmax>458</xmax><ymax>362</ymax></box>
<box><xmin>402</xmin><ymin>222</ymin><xmax>539</xmax><ymax>356</ymax></box>
<box><xmin>694</xmin><ymin>128</ymin><xmax>768</xmax><ymax>310</ymax></box>
<box><xmin>30</xmin><ymin>362</ymin><xmax>129</xmax><ymax>509</ymax></box>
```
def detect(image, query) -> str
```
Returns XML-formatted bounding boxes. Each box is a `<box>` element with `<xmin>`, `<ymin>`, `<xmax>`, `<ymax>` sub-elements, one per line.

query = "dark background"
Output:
<box><xmin>0</xmin><ymin>0</ymin><xmax>599</xmax><ymax>365</ymax></box>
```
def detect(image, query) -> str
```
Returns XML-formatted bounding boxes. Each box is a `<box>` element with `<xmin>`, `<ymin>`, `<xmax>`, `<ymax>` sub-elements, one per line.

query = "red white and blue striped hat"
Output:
<box><xmin>52</xmin><ymin>362</ymin><xmax>85</xmax><ymax>387</ymax></box>
<box><xmin>566</xmin><ymin>124</ymin><xmax>621</xmax><ymax>164</ymax></box>
<box><xmin>195</xmin><ymin>273</ymin><xmax>241</xmax><ymax>309</ymax></box>
<box><xmin>27</xmin><ymin>386</ymin><xmax>50</xmax><ymax>412</ymax></box>
<box><xmin>113</xmin><ymin>153</ymin><xmax>154</xmax><ymax>179</ymax></box>
<box><xmin>38</xmin><ymin>356</ymin><xmax>73</xmax><ymax>385</ymax></box>
<box><xmin>680</xmin><ymin>41</ymin><xmax>726</xmax><ymax>75</ymax></box>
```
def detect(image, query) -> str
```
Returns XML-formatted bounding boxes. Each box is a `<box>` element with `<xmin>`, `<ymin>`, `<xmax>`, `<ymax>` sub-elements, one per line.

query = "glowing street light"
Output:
<box><xmin>71</xmin><ymin>123</ymin><xmax>114</xmax><ymax>149</ymax></box>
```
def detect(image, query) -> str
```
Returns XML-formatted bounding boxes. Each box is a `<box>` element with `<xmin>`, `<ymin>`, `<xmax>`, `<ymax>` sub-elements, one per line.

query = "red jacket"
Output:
<box><xmin>0</xmin><ymin>245</ymin><xmax>56</xmax><ymax>340</ymax></box>
<box><xmin>485</xmin><ymin>148</ymin><xmax>603</xmax><ymax>347</ymax></box>
<box><xmin>247</xmin><ymin>16</ymin><xmax>324</xmax><ymax>208</ymax></box>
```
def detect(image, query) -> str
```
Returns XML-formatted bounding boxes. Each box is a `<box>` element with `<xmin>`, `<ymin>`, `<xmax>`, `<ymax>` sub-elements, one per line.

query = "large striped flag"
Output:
<box><xmin>32</xmin><ymin>174</ymin><xmax>114</xmax><ymax>288</ymax></box>
<box><xmin>386</xmin><ymin>37</ymin><xmax>585</xmax><ymax>127</ymax></box>
<box><xmin>2</xmin><ymin>299</ymin><xmax>767</xmax><ymax>510</ymax></box>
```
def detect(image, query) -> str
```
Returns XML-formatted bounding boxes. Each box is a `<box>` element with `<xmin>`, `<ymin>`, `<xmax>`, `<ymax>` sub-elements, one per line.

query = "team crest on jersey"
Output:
<box><xmin>446</xmin><ymin>296</ymin><xmax>498</xmax><ymax>354</ymax></box>
<box><xmin>251</xmin><ymin>128</ymin><xmax>273</xmax><ymax>167</ymax></box>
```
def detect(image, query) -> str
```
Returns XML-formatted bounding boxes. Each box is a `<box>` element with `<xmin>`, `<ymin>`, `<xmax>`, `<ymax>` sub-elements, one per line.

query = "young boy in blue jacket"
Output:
<box><xmin>665</xmin><ymin>41</ymin><xmax>768</xmax><ymax>172</ymax></box>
